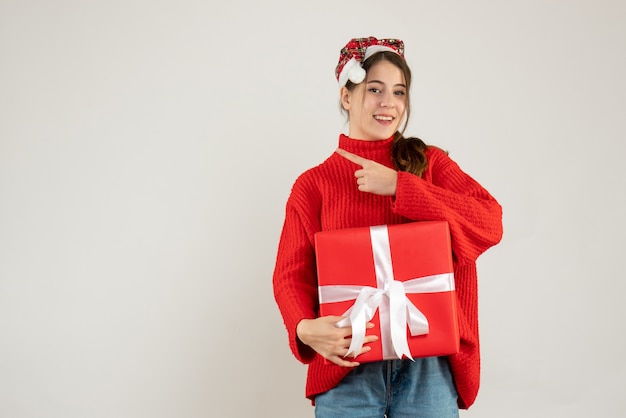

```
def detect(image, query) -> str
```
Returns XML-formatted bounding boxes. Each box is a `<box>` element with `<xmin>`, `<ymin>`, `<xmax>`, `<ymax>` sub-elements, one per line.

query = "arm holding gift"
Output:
<box><xmin>272</xmin><ymin>178</ymin><xmax>380</xmax><ymax>367</ymax></box>
<box><xmin>273</xmin><ymin>203</ymin><xmax>320</xmax><ymax>364</ymax></box>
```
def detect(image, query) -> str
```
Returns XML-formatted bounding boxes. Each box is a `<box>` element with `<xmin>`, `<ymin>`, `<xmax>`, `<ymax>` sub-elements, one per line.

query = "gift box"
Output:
<box><xmin>315</xmin><ymin>221</ymin><xmax>459</xmax><ymax>362</ymax></box>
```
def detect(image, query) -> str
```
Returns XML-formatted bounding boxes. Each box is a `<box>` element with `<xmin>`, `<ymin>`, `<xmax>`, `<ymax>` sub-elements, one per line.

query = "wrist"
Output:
<box><xmin>296</xmin><ymin>318</ymin><xmax>312</xmax><ymax>344</ymax></box>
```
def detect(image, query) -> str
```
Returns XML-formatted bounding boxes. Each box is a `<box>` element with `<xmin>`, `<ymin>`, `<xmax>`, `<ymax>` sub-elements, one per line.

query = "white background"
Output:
<box><xmin>1</xmin><ymin>1</ymin><xmax>625</xmax><ymax>417</ymax></box>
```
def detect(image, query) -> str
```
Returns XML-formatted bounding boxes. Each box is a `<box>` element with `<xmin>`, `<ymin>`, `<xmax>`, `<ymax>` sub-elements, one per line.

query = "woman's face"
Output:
<box><xmin>341</xmin><ymin>60</ymin><xmax>407</xmax><ymax>141</ymax></box>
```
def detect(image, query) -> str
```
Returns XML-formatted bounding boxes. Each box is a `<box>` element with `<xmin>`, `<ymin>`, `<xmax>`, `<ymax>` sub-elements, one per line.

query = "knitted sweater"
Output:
<box><xmin>272</xmin><ymin>134</ymin><xmax>503</xmax><ymax>409</ymax></box>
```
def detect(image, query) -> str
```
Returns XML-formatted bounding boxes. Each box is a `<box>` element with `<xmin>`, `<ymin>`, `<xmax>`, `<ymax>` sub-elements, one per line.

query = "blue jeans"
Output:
<box><xmin>314</xmin><ymin>357</ymin><xmax>459</xmax><ymax>418</ymax></box>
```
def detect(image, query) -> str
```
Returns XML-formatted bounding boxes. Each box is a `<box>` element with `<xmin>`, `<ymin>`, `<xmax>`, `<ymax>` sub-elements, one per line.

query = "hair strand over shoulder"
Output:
<box><xmin>392</xmin><ymin>132</ymin><xmax>429</xmax><ymax>177</ymax></box>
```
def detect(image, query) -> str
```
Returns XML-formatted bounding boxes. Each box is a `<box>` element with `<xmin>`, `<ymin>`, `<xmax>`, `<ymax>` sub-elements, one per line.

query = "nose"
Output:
<box><xmin>380</xmin><ymin>91</ymin><xmax>395</xmax><ymax>108</ymax></box>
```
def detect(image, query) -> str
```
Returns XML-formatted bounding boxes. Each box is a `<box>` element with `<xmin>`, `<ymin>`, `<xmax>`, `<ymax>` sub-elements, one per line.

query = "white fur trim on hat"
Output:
<box><xmin>363</xmin><ymin>44</ymin><xmax>398</xmax><ymax>60</ymax></box>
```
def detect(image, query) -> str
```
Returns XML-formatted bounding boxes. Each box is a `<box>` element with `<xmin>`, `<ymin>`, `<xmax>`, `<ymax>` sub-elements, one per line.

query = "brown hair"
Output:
<box><xmin>343</xmin><ymin>51</ymin><xmax>429</xmax><ymax>177</ymax></box>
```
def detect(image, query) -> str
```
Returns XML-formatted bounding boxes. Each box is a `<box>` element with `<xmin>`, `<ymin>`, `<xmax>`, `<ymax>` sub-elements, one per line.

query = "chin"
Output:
<box><xmin>379</xmin><ymin>129</ymin><xmax>396</xmax><ymax>139</ymax></box>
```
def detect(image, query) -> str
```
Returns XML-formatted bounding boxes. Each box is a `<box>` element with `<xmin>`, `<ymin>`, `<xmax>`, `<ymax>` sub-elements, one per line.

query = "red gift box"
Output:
<box><xmin>315</xmin><ymin>221</ymin><xmax>459</xmax><ymax>362</ymax></box>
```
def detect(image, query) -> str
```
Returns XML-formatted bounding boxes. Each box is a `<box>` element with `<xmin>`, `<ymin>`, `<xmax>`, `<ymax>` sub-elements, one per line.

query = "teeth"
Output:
<box><xmin>374</xmin><ymin>115</ymin><xmax>393</xmax><ymax>121</ymax></box>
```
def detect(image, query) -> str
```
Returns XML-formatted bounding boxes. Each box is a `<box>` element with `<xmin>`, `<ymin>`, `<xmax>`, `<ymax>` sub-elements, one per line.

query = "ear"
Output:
<box><xmin>340</xmin><ymin>86</ymin><xmax>351</xmax><ymax>110</ymax></box>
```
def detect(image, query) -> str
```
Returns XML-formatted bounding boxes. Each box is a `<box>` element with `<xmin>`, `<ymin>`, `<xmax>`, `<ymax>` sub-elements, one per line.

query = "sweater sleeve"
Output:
<box><xmin>272</xmin><ymin>176</ymin><xmax>321</xmax><ymax>364</ymax></box>
<box><xmin>392</xmin><ymin>148</ymin><xmax>503</xmax><ymax>262</ymax></box>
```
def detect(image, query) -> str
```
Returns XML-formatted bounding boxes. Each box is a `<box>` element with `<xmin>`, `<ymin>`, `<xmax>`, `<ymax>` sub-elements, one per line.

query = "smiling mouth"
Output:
<box><xmin>374</xmin><ymin>115</ymin><xmax>394</xmax><ymax>121</ymax></box>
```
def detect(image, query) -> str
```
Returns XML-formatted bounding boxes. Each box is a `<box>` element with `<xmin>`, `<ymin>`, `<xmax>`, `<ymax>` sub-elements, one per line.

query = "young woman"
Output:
<box><xmin>273</xmin><ymin>36</ymin><xmax>503</xmax><ymax>417</ymax></box>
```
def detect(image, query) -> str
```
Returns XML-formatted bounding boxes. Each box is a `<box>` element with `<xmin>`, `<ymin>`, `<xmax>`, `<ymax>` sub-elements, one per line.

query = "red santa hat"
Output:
<box><xmin>335</xmin><ymin>36</ymin><xmax>405</xmax><ymax>87</ymax></box>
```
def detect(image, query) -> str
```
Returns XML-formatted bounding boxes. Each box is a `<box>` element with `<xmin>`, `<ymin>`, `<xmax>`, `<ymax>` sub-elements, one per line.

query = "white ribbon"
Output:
<box><xmin>318</xmin><ymin>225</ymin><xmax>455</xmax><ymax>360</ymax></box>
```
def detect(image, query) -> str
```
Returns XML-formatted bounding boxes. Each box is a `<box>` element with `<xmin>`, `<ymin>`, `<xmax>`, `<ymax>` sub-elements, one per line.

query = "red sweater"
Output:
<box><xmin>273</xmin><ymin>134</ymin><xmax>503</xmax><ymax>409</ymax></box>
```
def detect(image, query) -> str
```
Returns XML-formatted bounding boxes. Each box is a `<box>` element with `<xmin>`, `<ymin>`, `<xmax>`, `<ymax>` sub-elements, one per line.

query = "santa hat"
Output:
<box><xmin>335</xmin><ymin>36</ymin><xmax>405</xmax><ymax>87</ymax></box>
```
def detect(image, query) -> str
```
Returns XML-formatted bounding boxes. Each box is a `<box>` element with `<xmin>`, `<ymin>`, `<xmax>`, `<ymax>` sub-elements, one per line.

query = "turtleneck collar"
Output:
<box><xmin>337</xmin><ymin>134</ymin><xmax>395</xmax><ymax>165</ymax></box>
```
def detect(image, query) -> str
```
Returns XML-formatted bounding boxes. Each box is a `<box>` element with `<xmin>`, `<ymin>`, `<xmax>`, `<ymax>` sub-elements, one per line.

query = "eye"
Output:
<box><xmin>368</xmin><ymin>88</ymin><xmax>381</xmax><ymax>94</ymax></box>
<box><xmin>394</xmin><ymin>90</ymin><xmax>406</xmax><ymax>96</ymax></box>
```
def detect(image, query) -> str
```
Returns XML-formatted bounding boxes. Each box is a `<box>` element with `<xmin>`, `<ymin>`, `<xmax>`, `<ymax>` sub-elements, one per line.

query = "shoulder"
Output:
<box><xmin>291</xmin><ymin>160</ymin><xmax>326</xmax><ymax>191</ymax></box>
<box><xmin>425</xmin><ymin>145</ymin><xmax>457</xmax><ymax>172</ymax></box>
<box><xmin>425</xmin><ymin>145</ymin><xmax>450</xmax><ymax>160</ymax></box>
<box><xmin>286</xmin><ymin>157</ymin><xmax>334</xmax><ymax>207</ymax></box>
<box><xmin>290</xmin><ymin>151</ymin><xmax>343</xmax><ymax>189</ymax></box>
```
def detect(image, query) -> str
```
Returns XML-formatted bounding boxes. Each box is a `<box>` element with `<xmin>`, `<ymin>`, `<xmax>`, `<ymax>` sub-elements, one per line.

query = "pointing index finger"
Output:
<box><xmin>335</xmin><ymin>148</ymin><xmax>368</xmax><ymax>167</ymax></box>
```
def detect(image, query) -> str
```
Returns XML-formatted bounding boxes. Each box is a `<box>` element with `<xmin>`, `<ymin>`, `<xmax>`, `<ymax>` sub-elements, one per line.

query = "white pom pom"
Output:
<box><xmin>347</xmin><ymin>64</ymin><xmax>366</xmax><ymax>84</ymax></box>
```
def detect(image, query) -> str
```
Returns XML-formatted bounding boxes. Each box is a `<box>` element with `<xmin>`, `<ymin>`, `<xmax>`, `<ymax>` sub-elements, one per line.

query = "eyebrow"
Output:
<box><xmin>366</xmin><ymin>79</ymin><xmax>407</xmax><ymax>88</ymax></box>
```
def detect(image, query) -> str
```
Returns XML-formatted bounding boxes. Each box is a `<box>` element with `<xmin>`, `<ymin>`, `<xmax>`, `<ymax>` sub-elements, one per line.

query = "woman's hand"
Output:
<box><xmin>296</xmin><ymin>316</ymin><xmax>378</xmax><ymax>367</ymax></box>
<box><xmin>336</xmin><ymin>148</ymin><xmax>398</xmax><ymax>196</ymax></box>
